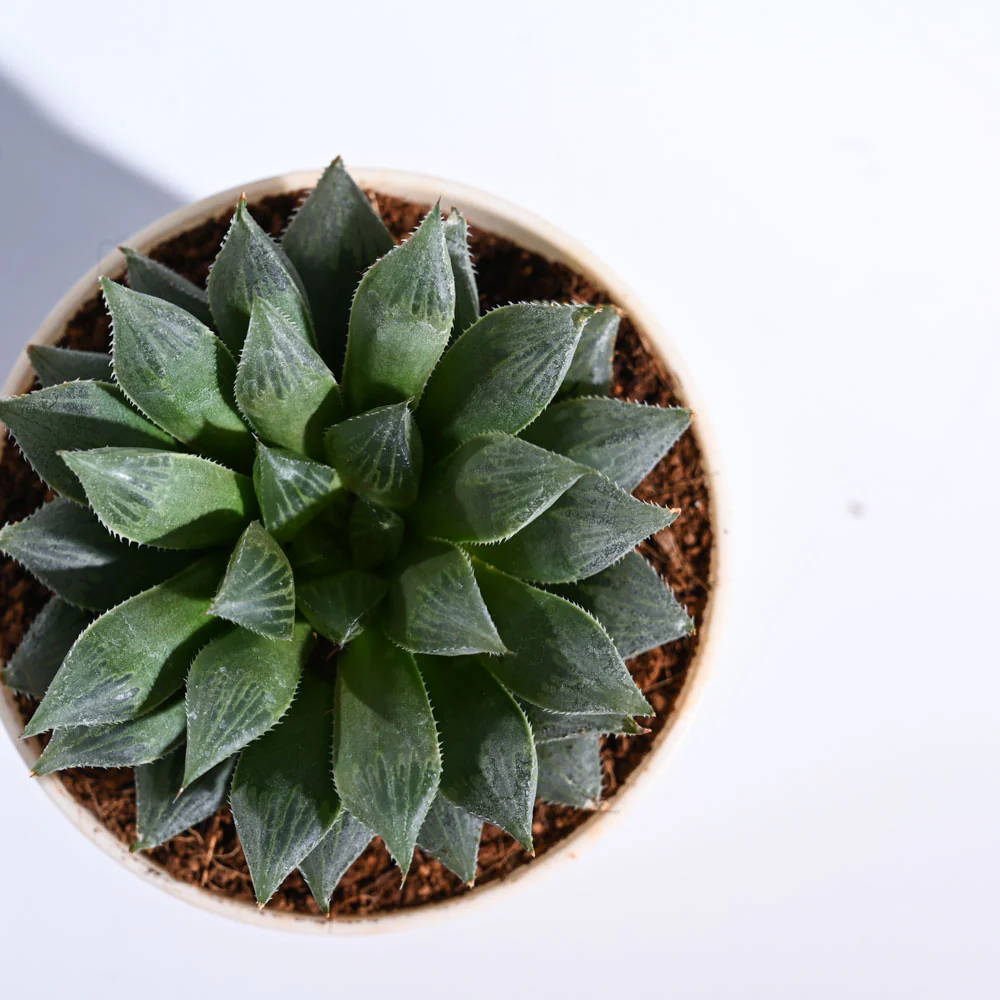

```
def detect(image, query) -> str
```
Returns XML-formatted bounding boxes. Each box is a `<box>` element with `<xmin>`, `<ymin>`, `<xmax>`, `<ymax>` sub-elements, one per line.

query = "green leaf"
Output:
<box><xmin>418</xmin><ymin>654</ymin><xmax>536</xmax><ymax>849</ymax></box>
<box><xmin>522</xmin><ymin>397</ymin><xmax>691</xmax><ymax>492</ymax></box>
<box><xmin>281</xmin><ymin>158</ymin><xmax>395</xmax><ymax>373</ymax></box>
<box><xmin>443</xmin><ymin>209</ymin><xmax>479</xmax><ymax>339</ymax></box>
<box><xmin>385</xmin><ymin>541</ymin><xmax>505</xmax><ymax>656</ymax></box>
<box><xmin>62</xmin><ymin>448</ymin><xmax>256</xmax><ymax>549</ymax></box>
<box><xmin>556</xmin><ymin>305</ymin><xmax>619</xmax><ymax>399</ymax></box>
<box><xmin>0</xmin><ymin>381</ymin><xmax>176</xmax><ymax>503</ymax></box>
<box><xmin>417</xmin><ymin>793</ymin><xmax>482</xmax><ymax>884</ymax></box>
<box><xmin>208</xmin><ymin>521</ymin><xmax>296</xmax><ymax>639</ymax></box>
<box><xmin>103</xmin><ymin>278</ymin><xmax>252</xmax><ymax>469</ymax></box>
<box><xmin>555</xmin><ymin>551</ymin><xmax>693</xmax><ymax>659</ymax></box>
<box><xmin>342</xmin><ymin>205</ymin><xmax>455</xmax><ymax>413</ymax></box>
<box><xmin>296</xmin><ymin>571</ymin><xmax>387</xmax><ymax>645</ymax></box>
<box><xmin>348</xmin><ymin>496</ymin><xmax>404</xmax><ymax>570</ymax></box>
<box><xmin>0</xmin><ymin>498</ymin><xmax>189</xmax><ymax>610</ymax></box>
<box><xmin>22</xmin><ymin>556</ymin><xmax>225</xmax><ymax>735</ymax></box>
<box><xmin>536</xmin><ymin>736</ymin><xmax>603</xmax><ymax>809</ymax></box>
<box><xmin>253</xmin><ymin>443</ymin><xmax>341</xmax><ymax>543</ymax></box>
<box><xmin>474</xmin><ymin>474</ymin><xmax>678</xmax><ymax>584</ymax></box>
<box><xmin>122</xmin><ymin>246</ymin><xmax>215</xmax><ymax>328</ymax></box>
<box><xmin>33</xmin><ymin>697</ymin><xmax>186</xmax><ymax>775</ymax></box>
<box><xmin>133</xmin><ymin>749</ymin><xmax>235</xmax><ymax>852</ymax></box>
<box><xmin>183</xmin><ymin>620</ymin><xmax>312</xmax><ymax>787</ymax></box>
<box><xmin>413</xmin><ymin>434</ymin><xmax>585</xmax><ymax>544</ymax></box>
<box><xmin>235</xmin><ymin>297</ymin><xmax>342</xmax><ymax>459</ymax></box>
<box><xmin>333</xmin><ymin>629</ymin><xmax>441</xmax><ymax>873</ymax></box>
<box><xmin>298</xmin><ymin>811</ymin><xmax>373</xmax><ymax>914</ymax></box>
<box><xmin>325</xmin><ymin>401</ymin><xmax>422</xmax><ymax>510</ymax></box>
<box><xmin>519</xmin><ymin>700</ymin><xmax>645</xmax><ymax>743</ymax></box>
<box><xmin>2</xmin><ymin>598</ymin><xmax>90</xmax><ymax>698</ymax></box>
<box><xmin>418</xmin><ymin>304</ymin><xmax>590</xmax><ymax>453</ymax></box>
<box><xmin>231</xmin><ymin>672</ymin><xmax>341</xmax><ymax>905</ymax></box>
<box><xmin>28</xmin><ymin>344</ymin><xmax>112</xmax><ymax>388</ymax></box>
<box><xmin>472</xmin><ymin>560</ymin><xmax>652</xmax><ymax>716</ymax></box>
<box><xmin>208</xmin><ymin>195</ymin><xmax>313</xmax><ymax>353</ymax></box>
<box><xmin>286</xmin><ymin>515</ymin><xmax>351</xmax><ymax>582</ymax></box>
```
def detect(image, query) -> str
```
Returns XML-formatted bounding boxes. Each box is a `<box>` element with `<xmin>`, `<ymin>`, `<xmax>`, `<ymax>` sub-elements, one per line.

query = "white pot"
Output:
<box><xmin>0</xmin><ymin>169</ymin><xmax>728</xmax><ymax>933</ymax></box>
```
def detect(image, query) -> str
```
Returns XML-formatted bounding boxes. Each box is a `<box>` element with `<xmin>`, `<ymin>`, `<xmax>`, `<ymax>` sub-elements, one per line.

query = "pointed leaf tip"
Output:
<box><xmin>333</xmin><ymin>630</ymin><xmax>440</xmax><ymax>874</ymax></box>
<box><xmin>23</xmin><ymin>556</ymin><xmax>226</xmax><ymax>735</ymax></box>
<box><xmin>536</xmin><ymin>736</ymin><xmax>603</xmax><ymax>810</ymax></box>
<box><xmin>474</xmin><ymin>474</ymin><xmax>678</xmax><ymax>584</ymax></box>
<box><xmin>520</xmin><ymin>700</ymin><xmax>645</xmax><ymax>743</ymax></box>
<box><xmin>230</xmin><ymin>672</ymin><xmax>340</xmax><ymax>906</ymax></box>
<box><xmin>556</xmin><ymin>305</ymin><xmax>621</xmax><ymax>400</ymax></box>
<box><xmin>417</xmin><ymin>794</ymin><xmax>482</xmax><ymax>885</ymax></box>
<box><xmin>0</xmin><ymin>381</ymin><xmax>177</xmax><ymax>503</ymax></box>
<box><xmin>235</xmin><ymin>296</ymin><xmax>341</xmax><ymax>459</ymax></box>
<box><xmin>385</xmin><ymin>541</ymin><xmax>506</xmax><ymax>656</ymax></box>
<box><xmin>252</xmin><ymin>443</ymin><xmax>341</xmax><ymax>542</ymax></box>
<box><xmin>133</xmin><ymin>749</ymin><xmax>235</xmax><ymax>853</ymax></box>
<box><xmin>208</xmin><ymin>521</ymin><xmax>296</xmax><ymax>639</ymax></box>
<box><xmin>0</xmin><ymin>497</ymin><xmax>188</xmax><ymax>610</ymax></box>
<box><xmin>473</xmin><ymin>560</ymin><xmax>652</xmax><ymax>717</ymax></box>
<box><xmin>342</xmin><ymin>206</ymin><xmax>455</xmax><ymax>412</ymax></box>
<box><xmin>63</xmin><ymin>448</ymin><xmax>256</xmax><ymax>549</ymax></box>
<box><xmin>209</xmin><ymin>197</ymin><xmax>313</xmax><ymax>353</ymax></box>
<box><xmin>28</xmin><ymin>344</ymin><xmax>112</xmax><ymax>388</ymax></box>
<box><xmin>325</xmin><ymin>401</ymin><xmax>422</xmax><ymax>510</ymax></box>
<box><xmin>2</xmin><ymin>597</ymin><xmax>90</xmax><ymax>699</ymax></box>
<box><xmin>281</xmin><ymin>158</ymin><xmax>393</xmax><ymax>376</ymax></box>
<box><xmin>106</xmin><ymin>278</ymin><xmax>251</xmax><ymax>467</ymax></box>
<box><xmin>296</xmin><ymin>570</ymin><xmax>387</xmax><ymax>646</ymax></box>
<box><xmin>418</xmin><ymin>654</ymin><xmax>536</xmax><ymax>850</ymax></box>
<box><xmin>418</xmin><ymin>303</ymin><xmax>588</xmax><ymax>454</ymax></box>
<box><xmin>414</xmin><ymin>434</ymin><xmax>585</xmax><ymax>544</ymax></box>
<box><xmin>348</xmin><ymin>496</ymin><xmax>404</xmax><ymax>570</ymax></box>
<box><xmin>443</xmin><ymin>208</ymin><xmax>479</xmax><ymax>340</ymax></box>
<box><xmin>299</xmin><ymin>811</ymin><xmax>373</xmax><ymax>912</ymax></box>
<box><xmin>33</xmin><ymin>698</ymin><xmax>186</xmax><ymax>776</ymax></box>
<box><xmin>184</xmin><ymin>621</ymin><xmax>311</xmax><ymax>787</ymax></box>
<box><xmin>522</xmin><ymin>397</ymin><xmax>691</xmax><ymax>491</ymax></box>
<box><xmin>553</xmin><ymin>551</ymin><xmax>694</xmax><ymax>659</ymax></box>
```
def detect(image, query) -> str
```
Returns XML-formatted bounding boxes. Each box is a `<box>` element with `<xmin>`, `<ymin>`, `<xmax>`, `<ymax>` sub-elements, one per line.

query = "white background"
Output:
<box><xmin>1</xmin><ymin>1</ymin><xmax>998</xmax><ymax>996</ymax></box>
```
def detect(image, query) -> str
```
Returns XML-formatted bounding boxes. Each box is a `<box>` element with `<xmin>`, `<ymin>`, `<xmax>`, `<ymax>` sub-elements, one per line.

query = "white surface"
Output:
<box><xmin>1</xmin><ymin>1</ymin><xmax>998</xmax><ymax>996</ymax></box>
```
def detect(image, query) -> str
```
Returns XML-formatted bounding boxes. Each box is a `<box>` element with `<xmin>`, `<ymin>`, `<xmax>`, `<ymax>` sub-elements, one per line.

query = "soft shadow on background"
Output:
<box><xmin>0</xmin><ymin>70</ymin><xmax>180</xmax><ymax>377</ymax></box>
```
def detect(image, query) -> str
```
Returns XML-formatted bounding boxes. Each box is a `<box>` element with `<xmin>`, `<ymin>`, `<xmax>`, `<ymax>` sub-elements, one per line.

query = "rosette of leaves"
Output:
<box><xmin>0</xmin><ymin>159</ymin><xmax>694</xmax><ymax>909</ymax></box>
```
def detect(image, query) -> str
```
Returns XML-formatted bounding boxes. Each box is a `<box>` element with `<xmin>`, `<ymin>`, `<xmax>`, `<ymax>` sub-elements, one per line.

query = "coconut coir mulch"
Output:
<box><xmin>0</xmin><ymin>189</ymin><xmax>714</xmax><ymax>918</ymax></box>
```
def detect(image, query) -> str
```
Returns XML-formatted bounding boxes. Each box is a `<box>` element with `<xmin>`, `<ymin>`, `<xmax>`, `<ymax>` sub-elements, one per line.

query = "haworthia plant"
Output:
<box><xmin>133</xmin><ymin>750</ymin><xmax>236</xmax><ymax>853</ymax></box>
<box><xmin>122</xmin><ymin>247</ymin><xmax>215</xmax><ymax>328</ymax></box>
<box><xmin>0</xmin><ymin>498</ymin><xmax>189</xmax><ymax>610</ymax></box>
<box><xmin>103</xmin><ymin>278</ymin><xmax>253</xmax><ymax>469</ymax></box>
<box><xmin>417</xmin><ymin>793</ymin><xmax>482</xmax><ymax>884</ymax></box>
<box><xmin>28</xmin><ymin>344</ymin><xmax>112</xmax><ymax>388</ymax></box>
<box><xmin>34</xmin><ymin>697</ymin><xmax>186</xmax><ymax>776</ymax></box>
<box><xmin>282</xmin><ymin>157</ymin><xmax>394</xmax><ymax>375</ymax></box>
<box><xmin>299</xmin><ymin>811</ymin><xmax>374</xmax><ymax>913</ymax></box>
<box><xmin>1</xmin><ymin>597</ymin><xmax>90</xmax><ymax>698</ymax></box>
<box><xmin>535</xmin><ymin>736</ymin><xmax>604</xmax><ymax>810</ymax></box>
<box><xmin>0</xmin><ymin>159</ymin><xmax>695</xmax><ymax>910</ymax></box>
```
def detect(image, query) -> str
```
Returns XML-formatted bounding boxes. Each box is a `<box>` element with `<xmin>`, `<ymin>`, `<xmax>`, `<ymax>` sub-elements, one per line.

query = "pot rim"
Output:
<box><xmin>0</xmin><ymin>167</ymin><xmax>729</xmax><ymax>934</ymax></box>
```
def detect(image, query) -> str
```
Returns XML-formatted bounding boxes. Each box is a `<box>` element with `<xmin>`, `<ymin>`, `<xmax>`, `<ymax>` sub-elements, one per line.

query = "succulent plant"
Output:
<box><xmin>0</xmin><ymin>160</ymin><xmax>694</xmax><ymax>909</ymax></box>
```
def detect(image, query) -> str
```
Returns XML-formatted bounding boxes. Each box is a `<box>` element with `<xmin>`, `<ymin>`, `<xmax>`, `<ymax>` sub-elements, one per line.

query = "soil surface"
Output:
<box><xmin>1</xmin><ymin>188</ymin><xmax>714</xmax><ymax>917</ymax></box>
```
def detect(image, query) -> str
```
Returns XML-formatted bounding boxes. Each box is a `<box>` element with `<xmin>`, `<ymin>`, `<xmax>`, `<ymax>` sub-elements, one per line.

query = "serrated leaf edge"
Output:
<box><xmin>20</xmin><ymin>568</ymin><xmax>219</xmax><ymax>737</ymax></box>
<box><xmin>101</xmin><ymin>277</ymin><xmax>247</xmax><ymax>445</ymax></box>
<box><xmin>471</xmin><ymin>558</ymin><xmax>653</xmax><ymax>719</ymax></box>
<box><xmin>182</xmin><ymin>663</ymin><xmax>305</xmax><ymax>795</ymax></box>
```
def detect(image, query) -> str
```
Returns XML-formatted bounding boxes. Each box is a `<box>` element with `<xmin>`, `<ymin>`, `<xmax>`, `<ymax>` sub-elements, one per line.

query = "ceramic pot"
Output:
<box><xmin>0</xmin><ymin>168</ymin><xmax>727</xmax><ymax>933</ymax></box>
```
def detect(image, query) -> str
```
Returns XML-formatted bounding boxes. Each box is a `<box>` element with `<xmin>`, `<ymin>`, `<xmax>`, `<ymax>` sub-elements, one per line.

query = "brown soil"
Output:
<box><xmin>1</xmin><ymin>188</ymin><xmax>714</xmax><ymax>918</ymax></box>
